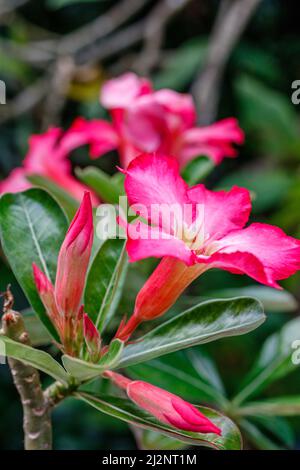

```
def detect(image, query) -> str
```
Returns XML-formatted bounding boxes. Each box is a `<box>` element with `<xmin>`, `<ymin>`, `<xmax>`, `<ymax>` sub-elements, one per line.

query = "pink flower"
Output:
<box><xmin>83</xmin><ymin>313</ymin><xmax>102</xmax><ymax>362</ymax></box>
<box><xmin>105</xmin><ymin>371</ymin><xmax>221</xmax><ymax>435</ymax></box>
<box><xmin>0</xmin><ymin>128</ymin><xmax>99</xmax><ymax>204</ymax></box>
<box><xmin>100</xmin><ymin>72</ymin><xmax>244</xmax><ymax>168</ymax></box>
<box><xmin>116</xmin><ymin>153</ymin><xmax>300</xmax><ymax>341</ymax></box>
<box><xmin>61</xmin><ymin>117</ymin><xmax>119</xmax><ymax>159</ymax></box>
<box><xmin>33</xmin><ymin>192</ymin><xmax>94</xmax><ymax>355</ymax></box>
<box><xmin>0</xmin><ymin>168</ymin><xmax>31</xmax><ymax>194</ymax></box>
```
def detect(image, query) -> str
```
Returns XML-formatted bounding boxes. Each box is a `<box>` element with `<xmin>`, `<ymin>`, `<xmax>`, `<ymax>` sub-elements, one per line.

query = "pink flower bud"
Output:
<box><xmin>32</xmin><ymin>263</ymin><xmax>62</xmax><ymax>335</ymax></box>
<box><xmin>83</xmin><ymin>314</ymin><xmax>101</xmax><ymax>362</ymax></box>
<box><xmin>55</xmin><ymin>191</ymin><xmax>93</xmax><ymax>319</ymax></box>
<box><xmin>106</xmin><ymin>371</ymin><xmax>221</xmax><ymax>435</ymax></box>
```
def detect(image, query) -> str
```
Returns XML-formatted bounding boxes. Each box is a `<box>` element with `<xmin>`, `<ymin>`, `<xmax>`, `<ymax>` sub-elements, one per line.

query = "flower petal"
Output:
<box><xmin>0</xmin><ymin>168</ymin><xmax>31</xmax><ymax>194</ymax></box>
<box><xmin>125</xmin><ymin>220</ymin><xmax>194</xmax><ymax>265</ymax></box>
<box><xmin>153</xmin><ymin>89</ymin><xmax>196</xmax><ymax>130</ymax></box>
<box><xmin>61</xmin><ymin>117</ymin><xmax>119</xmax><ymax>159</ymax></box>
<box><xmin>100</xmin><ymin>72</ymin><xmax>152</xmax><ymax>109</ymax></box>
<box><xmin>187</xmin><ymin>185</ymin><xmax>252</xmax><ymax>240</ymax></box>
<box><xmin>200</xmin><ymin>223</ymin><xmax>300</xmax><ymax>288</ymax></box>
<box><xmin>180</xmin><ymin>118</ymin><xmax>244</xmax><ymax>165</ymax></box>
<box><xmin>124</xmin><ymin>153</ymin><xmax>190</xmax><ymax>231</ymax></box>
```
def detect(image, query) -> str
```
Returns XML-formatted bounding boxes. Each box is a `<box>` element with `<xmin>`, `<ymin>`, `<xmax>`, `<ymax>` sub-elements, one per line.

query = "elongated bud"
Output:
<box><xmin>106</xmin><ymin>371</ymin><xmax>221</xmax><ymax>435</ymax></box>
<box><xmin>83</xmin><ymin>314</ymin><xmax>101</xmax><ymax>362</ymax></box>
<box><xmin>55</xmin><ymin>192</ymin><xmax>93</xmax><ymax>318</ymax></box>
<box><xmin>33</xmin><ymin>263</ymin><xmax>62</xmax><ymax>335</ymax></box>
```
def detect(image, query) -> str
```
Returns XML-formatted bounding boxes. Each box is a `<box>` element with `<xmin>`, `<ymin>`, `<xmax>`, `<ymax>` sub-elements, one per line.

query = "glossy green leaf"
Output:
<box><xmin>84</xmin><ymin>239</ymin><xmax>128</xmax><ymax>331</ymax></box>
<box><xmin>76</xmin><ymin>392</ymin><xmax>242</xmax><ymax>449</ymax></box>
<box><xmin>62</xmin><ymin>340</ymin><xmax>124</xmax><ymax>382</ymax></box>
<box><xmin>27</xmin><ymin>174</ymin><xmax>79</xmax><ymax>221</ymax></box>
<box><xmin>238</xmin><ymin>396</ymin><xmax>300</xmax><ymax>417</ymax></box>
<box><xmin>233</xmin><ymin>317</ymin><xmax>300</xmax><ymax>405</ymax></box>
<box><xmin>119</xmin><ymin>297</ymin><xmax>265</xmax><ymax>368</ymax></box>
<box><xmin>182</xmin><ymin>156</ymin><xmax>215</xmax><ymax>185</ymax></box>
<box><xmin>0</xmin><ymin>335</ymin><xmax>68</xmax><ymax>384</ymax></box>
<box><xmin>0</xmin><ymin>189</ymin><xmax>68</xmax><ymax>340</ymax></box>
<box><xmin>135</xmin><ymin>429</ymin><xmax>186</xmax><ymax>450</ymax></box>
<box><xmin>76</xmin><ymin>167</ymin><xmax>123</xmax><ymax>204</ymax></box>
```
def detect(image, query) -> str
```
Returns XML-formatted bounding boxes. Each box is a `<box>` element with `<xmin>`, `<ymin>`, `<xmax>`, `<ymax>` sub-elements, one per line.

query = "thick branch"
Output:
<box><xmin>1</xmin><ymin>287</ymin><xmax>52</xmax><ymax>450</ymax></box>
<box><xmin>192</xmin><ymin>0</ymin><xmax>262</xmax><ymax>124</ymax></box>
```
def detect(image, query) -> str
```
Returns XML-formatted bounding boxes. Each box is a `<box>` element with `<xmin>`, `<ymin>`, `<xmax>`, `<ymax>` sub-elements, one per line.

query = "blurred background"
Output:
<box><xmin>0</xmin><ymin>0</ymin><xmax>299</xmax><ymax>450</ymax></box>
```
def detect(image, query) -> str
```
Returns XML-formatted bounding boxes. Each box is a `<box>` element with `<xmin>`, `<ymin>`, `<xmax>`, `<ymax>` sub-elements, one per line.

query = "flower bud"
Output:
<box><xmin>83</xmin><ymin>314</ymin><xmax>101</xmax><ymax>362</ymax></box>
<box><xmin>106</xmin><ymin>371</ymin><xmax>221</xmax><ymax>435</ymax></box>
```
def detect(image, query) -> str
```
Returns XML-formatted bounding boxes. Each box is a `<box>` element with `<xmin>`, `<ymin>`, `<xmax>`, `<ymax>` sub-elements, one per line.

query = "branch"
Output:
<box><xmin>0</xmin><ymin>0</ymin><xmax>28</xmax><ymax>17</ymax></box>
<box><xmin>41</xmin><ymin>56</ymin><xmax>75</xmax><ymax>130</ymax></box>
<box><xmin>1</xmin><ymin>286</ymin><xmax>52</xmax><ymax>450</ymax></box>
<box><xmin>0</xmin><ymin>76</ymin><xmax>48</xmax><ymax>125</ymax></box>
<box><xmin>134</xmin><ymin>0</ymin><xmax>193</xmax><ymax>74</ymax></box>
<box><xmin>56</xmin><ymin>0</ymin><xmax>150</xmax><ymax>56</ymax></box>
<box><xmin>192</xmin><ymin>0</ymin><xmax>262</xmax><ymax>124</ymax></box>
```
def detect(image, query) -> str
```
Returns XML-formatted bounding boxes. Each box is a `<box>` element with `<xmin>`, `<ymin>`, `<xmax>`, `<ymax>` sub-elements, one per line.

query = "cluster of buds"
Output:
<box><xmin>33</xmin><ymin>192</ymin><xmax>101</xmax><ymax>360</ymax></box>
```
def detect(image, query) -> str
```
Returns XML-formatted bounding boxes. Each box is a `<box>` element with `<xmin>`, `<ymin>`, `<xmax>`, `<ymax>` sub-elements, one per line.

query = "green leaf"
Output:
<box><xmin>218</xmin><ymin>167</ymin><xmax>292</xmax><ymax>214</ymax></box>
<box><xmin>0</xmin><ymin>335</ymin><xmax>68</xmax><ymax>384</ymax></box>
<box><xmin>76</xmin><ymin>392</ymin><xmax>242</xmax><ymax>449</ymax></box>
<box><xmin>22</xmin><ymin>309</ymin><xmax>52</xmax><ymax>347</ymax></box>
<box><xmin>181</xmin><ymin>156</ymin><xmax>215</xmax><ymax>185</ymax></box>
<box><xmin>236</xmin><ymin>75</ymin><xmax>300</xmax><ymax>158</ymax></box>
<box><xmin>190</xmin><ymin>285</ymin><xmax>298</xmax><ymax>313</ymax></box>
<box><xmin>239</xmin><ymin>419</ymin><xmax>283</xmax><ymax>450</ymax></box>
<box><xmin>84</xmin><ymin>239</ymin><xmax>128</xmax><ymax>331</ymax></box>
<box><xmin>248</xmin><ymin>416</ymin><xmax>295</xmax><ymax>449</ymax></box>
<box><xmin>0</xmin><ymin>189</ymin><xmax>68</xmax><ymax>340</ymax></box>
<box><xmin>62</xmin><ymin>339</ymin><xmax>124</xmax><ymax>382</ymax></box>
<box><xmin>233</xmin><ymin>317</ymin><xmax>300</xmax><ymax>405</ymax></box>
<box><xmin>76</xmin><ymin>167</ymin><xmax>124</xmax><ymax>204</ymax></box>
<box><xmin>238</xmin><ymin>396</ymin><xmax>300</xmax><ymax>417</ymax></box>
<box><xmin>27</xmin><ymin>174</ymin><xmax>79</xmax><ymax>221</ymax></box>
<box><xmin>119</xmin><ymin>297</ymin><xmax>265</xmax><ymax>368</ymax></box>
<box><xmin>135</xmin><ymin>429</ymin><xmax>186</xmax><ymax>450</ymax></box>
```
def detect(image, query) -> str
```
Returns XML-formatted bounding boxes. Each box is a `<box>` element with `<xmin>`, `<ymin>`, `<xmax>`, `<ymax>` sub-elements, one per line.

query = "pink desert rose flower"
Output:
<box><xmin>0</xmin><ymin>128</ymin><xmax>99</xmax><ymax>204</ymax></box>
<box><xmin>116</xmin><ymin>153</ymin><xmax>300</xmax><ymax>341</ymax></box>
<box><xmin>33</xmin><ymin>192</ymin><xmax>98</xmax><ymax>357</ymax></box>
<box><xmin>105</xmin><ymin>371</ymin><xmax>221</xmax><ymax>435</ymax></box>
<box><xmin>61</xmin><ymin>116</ymin><xmax>119</xmax><ymax>159</ymax></box>
<box><xmin>99</xmin><ymin>72</ymin><xmax>244</xmax><ymax>168</ymax></box>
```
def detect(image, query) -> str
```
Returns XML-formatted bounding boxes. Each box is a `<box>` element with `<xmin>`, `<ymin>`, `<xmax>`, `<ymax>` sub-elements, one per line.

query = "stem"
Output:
<box><xmin>44</xmin><ymin>379</ymin><xmax>76</xmax><ymax>408</ymax></box>
<box><xmin>1</xmin><ymin>288</ymin><xmax>52</xmax><ymax>450</ymax></box>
